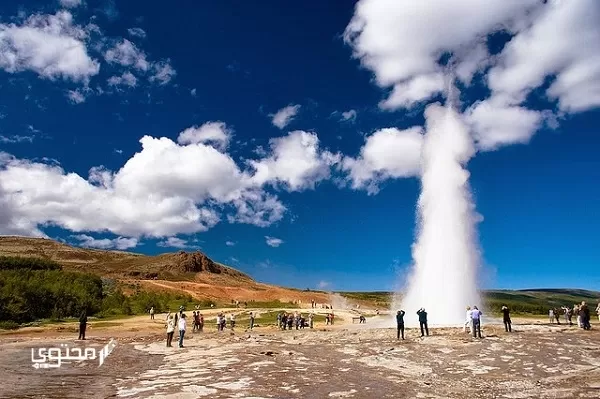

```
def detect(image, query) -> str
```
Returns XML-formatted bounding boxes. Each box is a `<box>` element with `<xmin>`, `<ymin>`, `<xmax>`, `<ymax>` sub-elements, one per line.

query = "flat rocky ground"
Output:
<box><xmin>1</xmin><ymin>319</ymin><xmax>599</xmax><ymax>399</ymax></box>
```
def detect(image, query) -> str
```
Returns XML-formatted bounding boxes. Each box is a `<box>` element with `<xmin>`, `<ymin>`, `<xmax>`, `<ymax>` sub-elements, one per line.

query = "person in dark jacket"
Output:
<box><xmin>501</xmin><ymin>305</ymin><xmax>512</xmax><ymax>332</ymax></box>
<box><xmin>581</xmin><ymin>302</ymin><xmax>591</xmax><ymax>330</ymax></box>
<box><xmin>417</xmin><ymin>308</ymin><xmax>429</xmax><ymax>337</ymax></box>
<box><xmin>78</xmin><ymin>310</ymin><xmax>88</xmax><ymax>340</ymax></box>
<box><xmin>396</xmin><ymin>310</ymin><xmax>406</xmax><ymax>340</ymax></box>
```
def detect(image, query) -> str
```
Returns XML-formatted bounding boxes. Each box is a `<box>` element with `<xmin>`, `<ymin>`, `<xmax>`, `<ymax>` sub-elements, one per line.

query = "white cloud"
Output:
<box><xmin>0</xmin><ymin>128</ymin><xmax>306</xmax><ymax>237</ymax></box>
<box><xmin>66</xmin><ymin>89</ymin><xmax>87</xmax><ymax>103</ymax></box>
<box><xmin>177</xmin><ymin>122</ymin><xmax>231</xmax><ymax>151</ymax></box>
<box><xmin>341</xmin><ymin>109</ymin><xmax>357</xmax><ymax>122</ymax></box>
<box><xmin>225</xmin><ymin>240</ymin><xmax>235</xmax><ymax>246</ymax></box>
<box><xmin>127</xmin><ymin>27</ymin><xmax>146</xmax><ymax>39</ymax></box>
<box><xmin>60</xmin><ymin>0</ymin><xmax>82</xmax><ymax>8</ymax></box>
<box><xmin>157</xmin><ymin>237</ymin><xmax>189</xmax><ymax>249</ymax></box>
<box><xmin>72</xmin><ymin>234</ymin><xmax>138</xmax><ymax>250</ymax></box>
<box><xmin>104</xmin><ymin>39</ymin><xmax>149</xmax><ymax>71</ymax></box>
<box><xmin>0</xmin><ymin>11</ymin><xmax>100</xmax><ymax>82</ymax></box>
<box><xmin>270</xmin><ymin>104</ymin><xmax>300</xmax><ymax>129</ymax></box>
<box><xmin>488</xmin><ymin>0</ymin><xmax>600</xmax><ymax>112</ymax></box>
<box><xmin>265</xmin><ymin>236</ymin><xmax>283</xmax><ymax>247</ymax></box>
<box><xmin>0</xmin><ymin>134</ymin><xmax>34</xmax><ymax>144</ymax></box>
<box><xmin>341</xmin><ymin>126</ymin><xmax>423</xmax><ymax>194</ymax></box>
<box><xmin>107</xmin><ymin>71</ymin><xmax>137</xmax><ymax>88</ymax></box>
<box><xmin>190</xmin><ymin>88</ymin><xmax>197</xmax><ymax>97</ymax></box>
<box><xmin>317</xmin><ymin>280</ymin><xmax>331</xmax><ymax>290</ymax></box>
<box><xmin>345</xmin><ymin>0</ymin><xmax>600</xmax><ymax>165</ymax></box>
<box><xmin>465</xmin><ymin>97</ymin><xmax>543</xmax><ymax>151</ymax></box>
<box><xmin>247</xmin><ymin>131</ymin><xmax>340</xmax><ymax>191</ymax></box>
<box><xmin>150</xmin><ymin>60</ymin><xmax>176</xmax><ymax>85</ymax></box>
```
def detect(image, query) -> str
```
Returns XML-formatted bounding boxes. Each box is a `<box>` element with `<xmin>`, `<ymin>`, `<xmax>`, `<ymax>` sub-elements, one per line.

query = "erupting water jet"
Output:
<box><xmin>393</xmin><ymin>102</ymin><xmax>481</xmax><ymax>326</ymax></box>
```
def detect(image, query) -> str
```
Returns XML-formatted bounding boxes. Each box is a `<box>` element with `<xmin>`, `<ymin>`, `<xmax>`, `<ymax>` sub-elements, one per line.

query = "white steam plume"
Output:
<box><xmin>394</xmin><ymin>102</ymin><xmax>482</xmax><ymax>326</ymax></box>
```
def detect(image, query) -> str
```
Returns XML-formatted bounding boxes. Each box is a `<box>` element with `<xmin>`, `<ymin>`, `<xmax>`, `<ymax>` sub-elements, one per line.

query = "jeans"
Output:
<box><xmin>250</xmin><ymin>319</ymin><xmax>254</xmax><ymax>330</ymax></box>
<box><xmin>504</xmin><ymin>319</ymin><xmax>512</xmax><ymax>332</ymax></box>
<box><xmin>78</xmin><ymin>323</ymin><xmax>86</xmax><ymax>340</ymax></box>
<box><xmin>179</xmin><ymin>330</ymin><xmax>185</xmax><ymax>347</ymax></box>
<box><xmin>397</xmin><ymin>324</ymin><xmax>405</xmax><ymax>340</ymax></box>
<box><xmin>419</xmin><ymin>321</ymin><xmax>428</xmax><ymax>336</ymax></box>
<box><xmin>473</xmin><ymin>319</ymin><xmax>482</xmax><ymax>338</ymax></box>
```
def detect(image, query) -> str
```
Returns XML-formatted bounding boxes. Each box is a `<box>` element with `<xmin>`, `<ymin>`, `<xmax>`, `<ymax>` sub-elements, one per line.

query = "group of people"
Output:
<box><xmin>277</xmin><ymin>311</ymin><xmax>315</xmax><ymax>330</ymax></box>
<box><xmin>548</xmin><ymin>301</ymin><xmax>596</xmax><ymax>330</ymax></box>
<box><xmin>464</xmin><ymin>305</ymin><xmax>486</xmax><ymax>337</ymax></box>
<box><xmin>395</xmin><ymin>308</ymin><xmax>430</xmax><ymax>340</ymax></box>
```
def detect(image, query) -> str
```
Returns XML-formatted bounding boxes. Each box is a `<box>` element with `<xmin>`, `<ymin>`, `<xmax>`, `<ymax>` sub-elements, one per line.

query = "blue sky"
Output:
<box><xmin>0</xmin><ymin>0</ymin><xmax>599</xmax><ymax>291</ymax></box>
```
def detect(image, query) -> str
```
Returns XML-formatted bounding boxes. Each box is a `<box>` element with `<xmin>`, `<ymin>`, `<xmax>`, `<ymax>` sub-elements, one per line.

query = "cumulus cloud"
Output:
<box><xmin>104</xmin><ymin>39</ymin><xmax>149</xmax><ymax>71</ymax></box>
<box><xmin>157</xmin><ymin>237</ymin><xmax>189</xmax><ymax>249</ymax></box>
<box><xmin>265</xmin><ymin>236</ymin><xmax>283</xmax><ymax>247</ymax></box>
<box><xmin>150</xmin><ymin>60</ymin><xmax>176</xmax><ymax>85</ymax></box>
<box><xmin>72</xmin><ymin>234</ymin><xmax>138</xmax><ymax>250</ymax></box>
<box><xmin>225</xmin><ymin>240</ymin><xmax>235</xmax><ymax>246</ymax></box>
<box><xmin>247</xmin><ymin>131</ymin><xmax>340</xmax><ymax>191</ymax></box>
<box><xmin>0</xmin><ymin>11</ymin><xmax>100</xmax><ymax>82</ymax></box>
<box><xmin>341</xmin><ymin>126</ymin><xmax>423</xmax><ymax>194</ymax></box>
<box><xmin>107</xmin><ymin>71</ymin><xmax>137</xmax><ymax>88</ymax></box>
<box><xmin>177</xmin><ymin>122</ymin><xmax>231</xmax><ymax>151</ymax></box>
<box><xmin>270</xmin><ymin>104</ymin><xmax>300</xmax><ymax>129</ymax></box>
<box><xmin>345</xmin><ymin>0</ymin><xmax>600</xmax><ymax>154</ymax></box>
<box><xmin>66</xmin><ymin>89</ymin><xmax>87</xmax><ymax>103</ymax></box>
<box><xmin>0</xmin><ymin>125</ymin><xmax>340</xmax><ymax>238</ymax></box>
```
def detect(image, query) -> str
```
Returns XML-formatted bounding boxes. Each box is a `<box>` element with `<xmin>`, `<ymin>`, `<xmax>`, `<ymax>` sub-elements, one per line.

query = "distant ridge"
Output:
<box><xmin>0</xmin><ymin>236</ymin><xmax>252</xmax><ymax>281</ymax></box>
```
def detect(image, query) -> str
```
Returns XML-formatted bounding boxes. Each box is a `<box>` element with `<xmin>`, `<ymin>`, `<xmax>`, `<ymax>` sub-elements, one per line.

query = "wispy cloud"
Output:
<box><xmin>265</xmin><ymin>236</ymin><xmax>284</xmax><ymax>247</ymax></box>
<box><xmin>157</xmin><ymin>237</ymin><xmax>189</xmax><ymax>249</ymax></box>
<box><xmin>270</xmin><ymin>104</ymin><xmax>300</xmax><ymax>129</ymax></box>
<box><xmin>225</xmin><ymin>240</ymin><xmax>236</xmax><ymax>246</ymax></box>
<box><xmin>317</xmin><ymin>281</ymin><xmax>331</xmax><ymax>290</ymax></box>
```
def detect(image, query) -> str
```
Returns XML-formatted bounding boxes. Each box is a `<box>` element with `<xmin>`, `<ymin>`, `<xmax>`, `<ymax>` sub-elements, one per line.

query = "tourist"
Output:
<box><xmin>199</xmin><ymin>313</ymin><xmax>204</xmax><ymax>331</ymax></box>
<box><xmin>149</xmin><ymin>306</ymin><xmax>155</xmax><ymax>320</ymax></box>
<box><xmin>471</xmin><ymin>306</ymin><xmax>483</xmax><ymax>338</ymax></box>
<box><xmin>178</xmin><ymin>313</ymin><xmax>187</xmax><ymax>348</ymax></box>
<box><xmin>166</xmin><ymin>315</ymin><xmax>175</xmax><ymax>347</ymax></box>
<box><xmin>249</xmin><ymin>312</ymin><xmax>255</xmax><ymax>330</ymax></box>
<box><xmin>464</xmin><ymin>306</ymin><xmax>473</xmax><ymax>334</ymax></box>
<box><xmin>309</xmin><ymin>312</ymin><xmax>314</xmax><ymax>328</ymax></box>
<box><xmin>287</xmin><ymin>315</ymin><xmax>293</xmax><ymax>330</ymax></box>
<box><xmin>359</xmin><ymin>315</ymin><xmax>366</xmax><ymax>324</ymax></box>
<box><xmin>230</xmin><ymin>314</ymin><xmax>236</xmax><ymax>329</ymax></box>
<box><xmin>501</xmin><ymin>305</ymin><xmax>512</xmax><ymax>332</ymax></box>
<box><xmin>78</xmin><ymin>309</ymin><xmax>88</xmax><ymax>340</ymax></box>
<box><xmin>549</xmin><ymin>309</ymin><xmax>554</xmax><ymax>323</ymax></box>
<box><xmin>396</xmin><ymin>310</ymin><xmax>405</xmax><ymax>340</ymax></box>
<box><xmin>281</xmin><ymin>313</ymin><xmax>288</xmax><ymax>330</ymax></box>
<box><xmin>277</xmin><ymin>312</ymin><xmax>282</xmax><ymax>328</ymax></box>
<box><xmin>417</xmin><ymin>308</ymin><xmax>429</xmax><ymax>337</ymax></box>
<box><xmin>565</xmin><ymin>306</ymin><xmax>573</xmax><ymax>326</ymax></box>
<box><xmin>325</xmin><ymin>313</ymin><xmax>330</xmax><ymax>326</ymax></box>
<box><xmin>574</xmin><ymin>305</ymin><xmax>582</xmax><ymax>327</ymax></box>
<box><xmin>331</xmin><ymin>313</ymin><xmax>335</xmax><ymax>325</ymax></box>
<box><xmin>553</xmin><ymin>307</ymin><xmax>561</xmax><ymax>324</ymax></box>
<box><xmin>596</xmin><ymin>302</ymin><xmax>600</xmax><ymax>322</ymax></box>
<box><xmin>581</xmin><ymin>302</ymin><xmax>591</xmax><ymax>330</ymax></box>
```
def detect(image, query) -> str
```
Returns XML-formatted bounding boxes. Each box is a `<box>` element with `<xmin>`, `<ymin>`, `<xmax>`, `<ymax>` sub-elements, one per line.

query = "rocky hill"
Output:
<box><xmin>0</xmin><ymin>236</ymin><xmax>252</xmax><ymax>282</ymax></box>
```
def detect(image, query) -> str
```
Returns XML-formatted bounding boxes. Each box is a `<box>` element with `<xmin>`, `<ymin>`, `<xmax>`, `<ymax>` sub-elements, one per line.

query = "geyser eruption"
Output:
<box><xmin>396</xmin><ymin>103</ymin><xmax>481</xmax><ymax>326</ymax></box>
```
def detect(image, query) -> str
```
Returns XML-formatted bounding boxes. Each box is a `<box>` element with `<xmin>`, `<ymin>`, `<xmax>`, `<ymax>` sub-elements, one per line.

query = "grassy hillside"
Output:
<box><xmin>0</xmin><ymin>236</ymin><xmax>252</xmax><ymax>282</ymax></box>
<box><xmin>338</xmin><ymin>289</ymin><xmax>600</xmax><ymax>315</ymax></box>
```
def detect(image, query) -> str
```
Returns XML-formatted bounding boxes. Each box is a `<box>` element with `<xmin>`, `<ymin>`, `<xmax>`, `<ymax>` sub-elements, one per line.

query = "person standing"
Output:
<box><xmin>581</xmin><ymin>302</ymin><xmax>591</xmax><ymax>330</ymax></box>
<box><xmin>464</xmin><ymin>306</ymin><xmax>473</xmax><ymax>334</ymax></box>
<box><xmin>549</xmin><ymin>309</ymin><xmax>554</xmax><ymax>323</ymax></box>
<box><xmin>166</xmin><ymin>315</ymin><xmax>175</xmax><ymax>347</ymax></box>
<box><xmin>78</xmin><ymin>309</ymin><xmax>88</xmax><ymax>340</ymax></box>
<box><xmin>417</xmin><ymin>308</ymin><xmax>429</xmax><ymax>337</ymax></box>
<box><xmin>309</xmin><ymin>312</ymin><xmax>314</xmax><ymax>329</ymax></box>
<box><xmin>471</xmin><ymin>306</ymin><xmax>482</xmax><ymax>338</ymax></box>
<box><xmin>501</xmin><ymin>305</ymin><xmax>512</xmax><ymax>332</ymax></box>
<box><xmin>178</xmin><ymin>313</ymin><xmax>187</xmax><ymax>348</ymax></box>
<box><xmin>149</xmin><ymin>307</ymin><xmax>155</xmax><ymax>320</ymax></box>
<box><xmin>396</xmin><ymin>310</ymin><xmax>406</xmax><ymax>340</ymax></box>
<box><xmin>596</xmin><ymin>302</ymin><xmax>600</xmax><ymax>322</ymax></box>
<box><xmin>249</xmin><ymin>312</ymin><xmax>255</xmax><ymax>330</ymax></box>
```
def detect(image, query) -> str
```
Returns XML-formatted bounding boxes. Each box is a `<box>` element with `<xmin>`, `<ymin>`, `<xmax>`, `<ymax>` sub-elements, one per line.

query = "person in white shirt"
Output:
<box><xmin>470</xmin><ymin>306</ymin><xmax>482</xmax><ymax>338</ymax></box>
<box><xmin>165</xmin><ymin>315</ymin><xmax>175</xmax><ymax>347</ymax></box>
<box><xmin>464</xmin><ymin>306</ymin><xmax>473</xmax><ymax>334</ymax></box>
<box><xmin>178</xmin><ymin>314</ymin><xmax>187</xmax><ymax>348</ymax></box>
<box><xmin>596</xmin><ymin>302</ymin><xmax>600</xmax><ymax>322</ymax></box>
